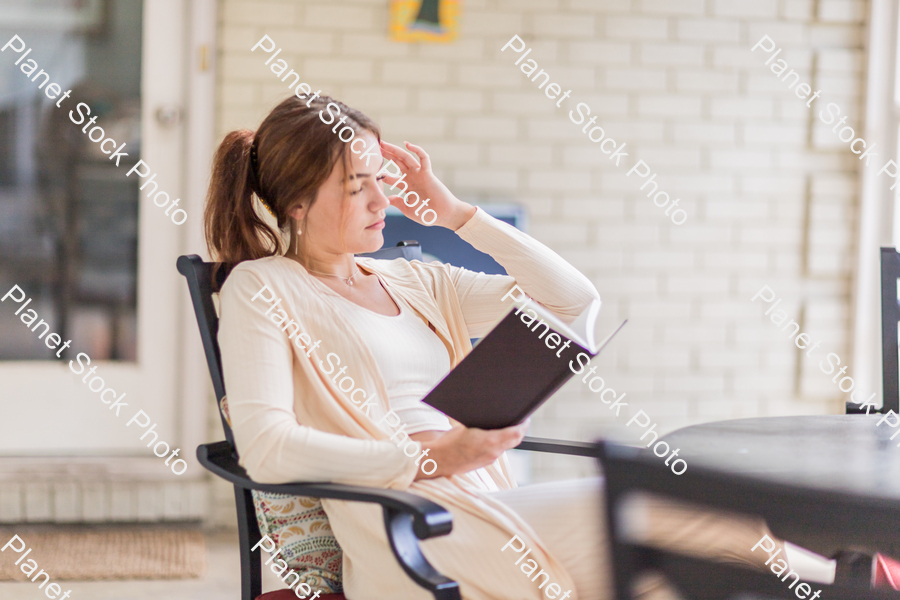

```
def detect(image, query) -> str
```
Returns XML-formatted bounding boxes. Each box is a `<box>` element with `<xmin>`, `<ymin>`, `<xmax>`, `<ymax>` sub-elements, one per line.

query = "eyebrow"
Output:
<box><xmin>347</xmin><ymin>159</ymin><xmax>386</xmax><ymax>181</ymax></box>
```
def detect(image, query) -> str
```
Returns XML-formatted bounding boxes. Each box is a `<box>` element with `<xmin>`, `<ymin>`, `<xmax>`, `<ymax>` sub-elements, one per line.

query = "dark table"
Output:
<box><xmin>660</xmin><ymin>414</ymin><xmax>900</xmax><ymax>556</ymax></box>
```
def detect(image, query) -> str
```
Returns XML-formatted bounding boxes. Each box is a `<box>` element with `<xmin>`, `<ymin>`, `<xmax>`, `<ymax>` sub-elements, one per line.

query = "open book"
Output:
<box><xmin>422</xmin><ymin>296</ymin><xmax>626</xmax><ymax>429</ymax></box>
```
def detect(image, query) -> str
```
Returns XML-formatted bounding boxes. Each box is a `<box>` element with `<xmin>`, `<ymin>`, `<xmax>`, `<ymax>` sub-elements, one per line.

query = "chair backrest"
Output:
<box><xmin>176</xmin><ymin>241</ymin><xmax>423</xmax><ymax>448</ymax></box>
<box><xmin>177</xmin><ymin>255</ymin><xmax>232</xmax><ymax>442</ymax></box>
<box><xmin>880</xmin><ymin>247</ymin><xmax>900</xmax><ymax>415</ymax></box>
<box><xmin>597</xmin><ymin>440</ymin><xmax>897</xmax><ymax>600</ymax></box>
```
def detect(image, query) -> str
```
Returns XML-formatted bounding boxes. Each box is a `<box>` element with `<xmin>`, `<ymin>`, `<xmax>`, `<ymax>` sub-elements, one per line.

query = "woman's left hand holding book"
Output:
<box><xmin>411</xmin><ymin>419</ymin><xmax>530</xmax><ymax>480</ymax></box>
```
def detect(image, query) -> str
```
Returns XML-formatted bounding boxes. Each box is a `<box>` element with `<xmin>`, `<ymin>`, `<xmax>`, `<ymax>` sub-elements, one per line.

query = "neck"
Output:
<box><xmin>286</xmin><ymin>248</ymin><xmax>357</xmax><ymax>278</ymax></box>
<box><xmin>286</xmin><ymin>220</ymin><xmax>358</xmax><ymax>277</ymax></box>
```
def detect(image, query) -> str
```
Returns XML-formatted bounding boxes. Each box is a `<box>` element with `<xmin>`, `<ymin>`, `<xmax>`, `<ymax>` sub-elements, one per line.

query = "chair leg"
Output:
<box><xmin>236</xmin><ymin>486</ymin><xmax>262</xmax><ymax>600</ymax></box>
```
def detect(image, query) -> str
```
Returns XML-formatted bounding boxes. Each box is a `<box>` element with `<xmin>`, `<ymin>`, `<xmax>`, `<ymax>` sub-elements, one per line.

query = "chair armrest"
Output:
<box><xmin>515</xmin><ymin>435</ymin><xmax>596</xmax><ymax>457</ymax></box>
<box><xmin>199</xmin><ymin>441</ymin><xmax>451</xmax><ymax>537</ymax></box>
<box><xmin>845</xmin><ymin>401</ymin><xmax>879</xmax><ymax>415</ymax></box>
<box><xmin>198</xmin><ymin>441</ymin><xmax>461</xmax><ymax>600</ymax></box>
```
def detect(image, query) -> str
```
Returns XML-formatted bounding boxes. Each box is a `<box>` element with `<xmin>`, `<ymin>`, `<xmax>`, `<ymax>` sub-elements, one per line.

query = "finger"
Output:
<box><xmin>403</xmin><ymin>141</ymin><xmax>431</xmax><ymax>171</ymax></box>
<box><xmin>502</xmin><ymin>421</ymin><xmax>528</xmax><ymax>434</ymax></box>
<box><xmin>379</xmin><ymin>139</ymin><xmax>407</xmax><ymax>154</ymax></box>
<box><xmin>380</xmin><ymin>173</ymin><xmax>402</xmax><ymax>189</ymax></box>
<box><xmin>380</xmin><ymin>148</ymin><xmax>415</xmax><ymax>173</ymax></box>
<box><xmin>382</xmin><ymin>139</ymin><xmax>420</xmax><ymax>169</ymax></box>
<box><xmin>508</xmin><ymin>429</ymin><xmax>526</xmax><ymax>445</ymax></box>
<box><xmin>387</xmin><ymin>195</ymin><xmax>426</xmax><ymax>221</ymax></box>
<box><xmin>387</xmin><ymin>196</ymin><xmax>408</xmax><ymax>213</ymax></box>
<box><xmin>504</xmin><ymin>424</ymin><xmax>528</xmax><ymax>445</ymax></box>
<box><xmin>378</xmin><ymin>140</ymin><xmax>412</xmax><ymax>167</ymax></box>
<box><xmin>494</xmin><ymin>427</ymin><xmax>522</xmax><ymax>447</ymax></box>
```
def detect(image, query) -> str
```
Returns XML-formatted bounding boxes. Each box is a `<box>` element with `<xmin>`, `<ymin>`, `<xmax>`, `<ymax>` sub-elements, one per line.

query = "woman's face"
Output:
<box><xmin>293</xmin><ymin>129</ymin><xmax>391</xmax><ymax>256</ymax></box>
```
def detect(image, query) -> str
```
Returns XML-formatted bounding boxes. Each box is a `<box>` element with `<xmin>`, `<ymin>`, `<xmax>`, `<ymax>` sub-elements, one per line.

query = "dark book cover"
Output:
<box><xmin>422</xmin><ymin>307</ymin><xmax>625</xmax><ymax>429</ymax></box>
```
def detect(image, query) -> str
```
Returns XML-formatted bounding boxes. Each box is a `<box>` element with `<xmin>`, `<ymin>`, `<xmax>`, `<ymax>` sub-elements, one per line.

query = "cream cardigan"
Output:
<box><xmin>218</xmin><ymin>207</ymin><xmax>601</xmax><ymax>600</ymax></box>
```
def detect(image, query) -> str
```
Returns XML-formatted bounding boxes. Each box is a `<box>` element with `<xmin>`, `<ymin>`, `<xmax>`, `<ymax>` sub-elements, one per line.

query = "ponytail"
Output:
<box><xmin>204</xmin><ymin>129</ymin><xmax>282</xmax><ymax>265</ymax></box>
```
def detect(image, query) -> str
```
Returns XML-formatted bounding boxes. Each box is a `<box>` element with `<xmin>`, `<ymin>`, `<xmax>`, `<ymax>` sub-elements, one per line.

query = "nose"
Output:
<box><xmin>372</xmin><ymin>180</ymin><xmax>392</xmax><ymax>210</ymax></box>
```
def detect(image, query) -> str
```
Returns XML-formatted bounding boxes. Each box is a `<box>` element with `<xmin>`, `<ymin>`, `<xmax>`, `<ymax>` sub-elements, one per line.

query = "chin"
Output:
<box><xmin>355</xmin><ymin>230</ymin><xmax>384</xmax><ymax>254</ymax></box>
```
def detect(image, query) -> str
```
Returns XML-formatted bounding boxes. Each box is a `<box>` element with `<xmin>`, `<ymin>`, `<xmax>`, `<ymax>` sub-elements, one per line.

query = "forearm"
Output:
<box><xmin>441</xmin><ymin>208</ymin><xmax>601</xmax><ymax>337</ymax></box>
<box><xmin>456</xmin><ymin>207</ymin><xmax>600</xmax><ymax>315</ymax></box>
<box><xmin>408</xmin><ymin>430</ymin><xmax>447</xmax><ymax>480</ymax></box>
<box><xmin>235</xmin><ymin>415</ymin><xmax>418</xmax><ymax>488</ymax></box>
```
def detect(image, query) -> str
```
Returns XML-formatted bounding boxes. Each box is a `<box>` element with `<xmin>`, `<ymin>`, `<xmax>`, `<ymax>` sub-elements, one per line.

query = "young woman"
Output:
<box><xmin>205</xmin><ymin>95</ymin><xmax>818</xmax><ymax>600</ymax></box>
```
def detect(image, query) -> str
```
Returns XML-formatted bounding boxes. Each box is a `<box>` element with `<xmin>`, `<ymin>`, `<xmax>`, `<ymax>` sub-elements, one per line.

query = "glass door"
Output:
<box><xmin>0</xmin><ymin>0</ymin><xmax>186</xmax><ymax>462</ymax></box>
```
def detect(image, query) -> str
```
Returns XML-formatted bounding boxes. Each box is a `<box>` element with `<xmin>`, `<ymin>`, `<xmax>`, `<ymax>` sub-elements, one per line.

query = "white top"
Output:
<box><xmin>331</xmin><ymin>281</ymin><xmax>454</xmax><ymax>435</ymax></box>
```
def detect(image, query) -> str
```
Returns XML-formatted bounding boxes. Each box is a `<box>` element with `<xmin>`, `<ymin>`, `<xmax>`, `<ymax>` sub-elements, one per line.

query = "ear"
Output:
<box><xmin>287</xmin><ymin>204</ymin><xmax>306</xmax><ymax>222</ymax></box>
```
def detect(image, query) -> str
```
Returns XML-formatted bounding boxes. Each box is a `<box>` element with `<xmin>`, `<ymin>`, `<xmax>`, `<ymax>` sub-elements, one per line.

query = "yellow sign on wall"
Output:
<box><xmin>390</xmin><ymin>0</ymin><xmax>460</xmax><ymax>43</ymax></box>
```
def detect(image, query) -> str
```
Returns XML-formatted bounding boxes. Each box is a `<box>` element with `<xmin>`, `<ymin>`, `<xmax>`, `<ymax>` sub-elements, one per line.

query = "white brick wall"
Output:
<box><xmin>0</xmin><ymin>480</ymin><xmax>207</xmax><ymax>523</ymax></box>
<box><xmin>216</xmin><ymin>0</ymin><xmax>865</xmax><ymax>483</ymax></box>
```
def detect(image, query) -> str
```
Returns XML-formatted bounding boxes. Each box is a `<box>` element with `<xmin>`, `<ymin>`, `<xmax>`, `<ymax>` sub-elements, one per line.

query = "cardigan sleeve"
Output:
<box><xmin>447</xmin><ymin>207</ymin><xmax>601</xmax><ymax>339</ymax></box>
<box><xmin>217</xmin><ymin>266</ymin><xmax>419</xmax><ymax>488</ymax></box>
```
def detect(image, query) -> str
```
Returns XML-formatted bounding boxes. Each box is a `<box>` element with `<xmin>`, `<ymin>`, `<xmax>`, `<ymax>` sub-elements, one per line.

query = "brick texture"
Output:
<box><xmin>217</xmin><ymin>0</ymin><xmax>864</xmax><ymax>483</ymax></box>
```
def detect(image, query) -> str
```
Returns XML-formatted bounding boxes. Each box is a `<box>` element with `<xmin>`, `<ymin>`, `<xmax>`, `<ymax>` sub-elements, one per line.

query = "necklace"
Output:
<box><xmin>306</xmin><ymin>265</ymin><xmax>361</xmax><ymax>286</ymax></box>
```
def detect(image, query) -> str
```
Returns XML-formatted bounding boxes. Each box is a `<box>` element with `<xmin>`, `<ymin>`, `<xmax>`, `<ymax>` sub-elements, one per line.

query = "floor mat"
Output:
<box><xmin>0</xmin><ymin>524</ymin><xmax>207</xmax><ymax>580</ymax></box>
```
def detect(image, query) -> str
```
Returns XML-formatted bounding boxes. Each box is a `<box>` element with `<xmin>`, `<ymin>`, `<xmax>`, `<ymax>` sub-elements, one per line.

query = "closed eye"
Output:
<box><xmin>350</xmin><ymin>174</ymin><xmax>386</xmax><ymax>195</ymax></box>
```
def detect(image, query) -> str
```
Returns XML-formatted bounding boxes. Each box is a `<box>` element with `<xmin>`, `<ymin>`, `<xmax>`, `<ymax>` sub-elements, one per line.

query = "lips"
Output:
<box><xmin>366</xmin><ymin>219</ymin><xmax>385</xmax><ymax>230</ymax></box>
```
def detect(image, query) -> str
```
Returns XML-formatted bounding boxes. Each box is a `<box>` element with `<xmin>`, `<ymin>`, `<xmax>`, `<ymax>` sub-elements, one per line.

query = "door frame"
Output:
<box><xmin>852</xmin><ymin>0</ymin><xmax>898</xmax><ymax>411</ymax></box>
<box><xmin>178</xmin><ymin>0</ymin><xmax>218</xmax><ymax>481</ymax></box>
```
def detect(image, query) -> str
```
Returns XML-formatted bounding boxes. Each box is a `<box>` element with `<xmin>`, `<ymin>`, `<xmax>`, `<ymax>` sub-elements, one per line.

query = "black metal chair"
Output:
<box><xmin>177</xmin><ymin>242</ymin><xmax>595</xmax><ymax>600</ymax></box>
<box><xmin>873</xmin><ymin>247</ymin><xmax>900</xmax><ymax>416</ymax></box>
<box><xmin>847</xmin><ymin>247</ymin><xmax>900</xmax><ymax>415</ymax></box>
<box><xmin>597</xmin><ymin>440</ymin><xmax>898</xmax><ymax>600</ymax></box>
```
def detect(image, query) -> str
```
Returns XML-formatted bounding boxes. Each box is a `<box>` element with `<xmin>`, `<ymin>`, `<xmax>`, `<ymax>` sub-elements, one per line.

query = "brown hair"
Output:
<box><xmin>204</xmin><ymin>94</ymin><xmax>380</xmax><ymax>266</ymax></box>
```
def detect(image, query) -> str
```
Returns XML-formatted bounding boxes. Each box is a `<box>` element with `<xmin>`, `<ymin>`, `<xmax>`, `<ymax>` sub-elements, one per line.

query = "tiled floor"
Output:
<box><xmin>0</xmin><ymin>528</ymin><xmax>286</xmax><ymax>600</ymax></box>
